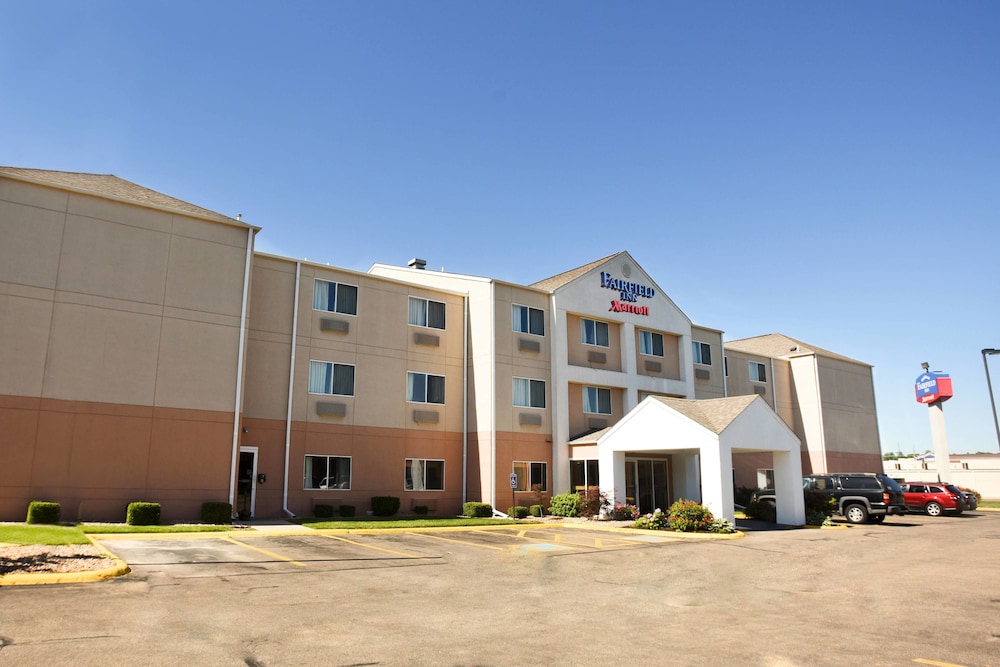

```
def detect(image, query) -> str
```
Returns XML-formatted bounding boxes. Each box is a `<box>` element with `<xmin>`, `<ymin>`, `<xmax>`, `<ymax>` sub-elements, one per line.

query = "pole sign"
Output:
<box><xmin>915</xmin><ymin>371</ymin><xmax>954</xmax><ymax>404</ymax></box>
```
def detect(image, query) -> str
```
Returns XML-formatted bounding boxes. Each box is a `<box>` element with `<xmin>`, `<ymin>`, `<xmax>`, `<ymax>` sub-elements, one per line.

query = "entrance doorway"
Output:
<box><xmin>625</xmin><ymin>458</ymin><xmax>670</xmax><ymax>514</ymax></box>
<box><xmin>236</xmin><ymin>447</ymin><xmax>258</xmax><ymax>519</ymax></box>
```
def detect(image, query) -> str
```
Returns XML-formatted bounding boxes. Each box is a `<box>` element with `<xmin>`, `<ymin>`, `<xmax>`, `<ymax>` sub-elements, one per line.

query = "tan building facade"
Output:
<box><xmin>0</xmin><ymin>168</ymin><xmax>883</xmax><ymax>523</ymax></box>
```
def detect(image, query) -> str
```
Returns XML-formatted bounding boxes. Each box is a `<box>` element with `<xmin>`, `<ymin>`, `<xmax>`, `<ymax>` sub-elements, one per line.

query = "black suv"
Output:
<box><xmin>756</xmin><ymin>473</ymin><xmax>907</xmax><ymax>524</ymax></box>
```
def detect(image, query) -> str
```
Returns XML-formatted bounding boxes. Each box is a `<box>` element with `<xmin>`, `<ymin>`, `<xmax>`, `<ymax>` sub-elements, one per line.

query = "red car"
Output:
<box><xmin>899</xmin><ymin>482</ymin><xmax>964</xmax><ymax>516</ymax></box>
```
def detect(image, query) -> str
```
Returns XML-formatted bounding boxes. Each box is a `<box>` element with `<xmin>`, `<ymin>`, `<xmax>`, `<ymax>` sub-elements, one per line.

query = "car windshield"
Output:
<box><xmin>944</xmin><ymin>484</ymin><xmax>963</xmax><ymax>494</ymax></box>
<box><xmin>879</xmin><ymin>476</ymin><xmax>903</xmax><ymax>492</ymax></box>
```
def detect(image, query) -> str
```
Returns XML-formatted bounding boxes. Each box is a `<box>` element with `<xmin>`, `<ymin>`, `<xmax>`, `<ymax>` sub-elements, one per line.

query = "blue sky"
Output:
<box><xmin>3</xmin><ymin>1</ymin><xmax>998</xmax><ymax>455</ymax></box>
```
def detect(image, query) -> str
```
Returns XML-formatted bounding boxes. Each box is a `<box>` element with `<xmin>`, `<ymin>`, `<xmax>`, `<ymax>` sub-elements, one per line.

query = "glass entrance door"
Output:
<box><xmin>625</xmin><ymin>458</ymin><xmax>670</xmax><ymax>514</ymax></box>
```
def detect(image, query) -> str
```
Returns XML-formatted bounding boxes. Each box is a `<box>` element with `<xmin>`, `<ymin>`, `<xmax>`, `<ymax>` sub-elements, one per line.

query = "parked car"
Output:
<box><xmin>754</xmin><ymin>473</ymin><xmax>907</xmax><ymax>524</ymax></box>
<box><xmin>899</xmin><ymin>482</ymin><xmax>964</xmax><ymax>516</ymax></box>
<box><xmin>960</xmin><ymin>489</ymin><xmax>978</xmax><ymax>511</ymax></box>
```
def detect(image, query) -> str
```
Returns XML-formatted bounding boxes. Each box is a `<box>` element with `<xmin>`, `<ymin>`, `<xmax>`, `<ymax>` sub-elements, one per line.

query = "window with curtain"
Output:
<box><xmin>308</xmin><ymin>361</ymin><xmax>355</xmax><ymax>395</ymax></box>
<box><xmin>583</xmin><ymin>386</ymin><xmax>612</xmax><ymax>415</ymax></box>
<box><xmin>408</xmin><ymin>296</ymin><xmax>446</xmax><ymax>329</ymax></box>
<box><xmin>749</xmin><ymin>361</ymin><xmax>767</xmax><ymax>382</ymax></box>
<box><xmin>512</xmin><ymin>304</ymin><xmax>545</xmax><ymax>336</ymax></box>
<box><xmin>513</xmin><ymin>377</ymin><xmax>545</xmax><ymax>408</ymax></box>
<box><xmin>512</xmin><ymin>461</ymin><xmax>547</xmax><ymax>492</ymax></box>
<box><xmin>404</xmin><ymin>458</ymin><xmax>445</xmax><ymax>491</ymax></box>
<box><xmin>693</xmin><ymin>341</ymin><xmax>712</xmax><ymax>365</ymax></box>
<box><xmin>639</xmin><ymin>330</ymin><xmax>664</xmax><ymax>356</ymax></box>
<box><xmin>581</xmin><ymin>318</ymin><xmax>609</xmax><ymax>347</ymax></box>
<box><xmin>313</xmin><ymin>279</ymin><xmax>358</xmax><ymax>315</ymax></box>
<box><xmin>303</xmin><ymin>455</ymin><xmax>351</xmax><ymax>490</ymax></box>
<box><xmin>407</xmin><ymin>372</ymin><xmax>445</xmax><ymax>404</ymax></box>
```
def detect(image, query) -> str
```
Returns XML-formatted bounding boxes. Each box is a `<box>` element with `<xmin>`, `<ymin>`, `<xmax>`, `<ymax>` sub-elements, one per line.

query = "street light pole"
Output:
<box><xmin>983</xmin><ymin>348</ymin><xmax>1000</xmax><ymax>452</ymax></box>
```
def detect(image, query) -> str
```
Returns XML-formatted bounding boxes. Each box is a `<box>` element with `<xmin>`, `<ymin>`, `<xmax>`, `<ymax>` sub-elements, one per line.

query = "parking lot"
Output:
<box><xmin>1</xmin><ymin>513</ymin><xmax>999</xmax><ymax>666</ymax></box>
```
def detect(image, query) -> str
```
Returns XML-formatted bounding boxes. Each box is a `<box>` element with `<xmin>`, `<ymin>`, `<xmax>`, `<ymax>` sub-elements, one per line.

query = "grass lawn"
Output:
<box><xmin>978</xmin><ymin>500</ymin><xmax>1000</xmax><ymax>509</ymax></box>
<box><xmin>0</xmin><ymin>524</ymin><xmax>91</xmax><ymax>546</ymax></box>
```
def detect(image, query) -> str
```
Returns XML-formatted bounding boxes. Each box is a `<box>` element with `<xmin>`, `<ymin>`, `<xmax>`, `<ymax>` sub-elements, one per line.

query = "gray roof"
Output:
<box><xmin>724</xmin><ymin>333</ymin><xmax>868</xmax><ymax>366</ymax></box>
<box><xmin>529</xmin><ymin>251</ymin><xmax>622</xmax><ymax>292</ymax></box>
<box><xmin>651</xmin><ymin>395</ymin><xmax>759</xmax><ymax>435</ymax></box>
<box><xmin>0</xmin><ymin>167</ymin><xmax>250</xmax><ymax>228</ymax></box>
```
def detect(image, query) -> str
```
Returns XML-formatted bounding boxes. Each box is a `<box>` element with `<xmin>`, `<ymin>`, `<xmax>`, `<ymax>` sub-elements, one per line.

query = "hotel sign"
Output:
<box><xmin>914</xmin><ymin>372</ymin><xmax>953</xmax><ymax>404</ymax></box>
<box><xmin>600</xmin><ymin>271</ymin><xmax>652</xmax><ymax>316</ymax></box>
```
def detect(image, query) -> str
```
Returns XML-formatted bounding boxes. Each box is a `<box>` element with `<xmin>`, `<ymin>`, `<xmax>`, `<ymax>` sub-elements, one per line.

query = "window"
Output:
<box><xmin>581</xmin><ymin>318</ymin><xmax>609</xmax><ymax>347</ymax></box>
<box><xmin>639</xmin><ymin>330</ymin><xmax>664</xmax><ymax>357</ymax></box>
<box><xmin>407</xmin><ymin>371</ymin><xmax>446</xmax><ymax>404</ymax></box>
<box><xmin>692</xmin><ymin>341</ymin><xmax>712</xmax><ymax>365</ymax></box>
<box><xmin>512</xmin><ymin>461</ymin><xmax>547</xmax><ymax>492</ymax></box>
<box><xmin>308</xmin><ymin>361</ymin><xmax>355</xmax><ymax>396</ymax></box>
<box><xmin>749</xmin><ymin>361</ymin><xmax>767</xmax><ymax>382</ymax></box>
<box><xmin>724</xmin><ymin>356</ymin><xmax>728</xmax><ymax>376</ymax></box>
<box><xmin>313</xmin><ymin>279</ymin><xmax>358</xmax><ymax>315</ymax></box>
<box><xmin>757</xmin><ymin>468</ymin><xmax>774</xmax><ymax>490</ymax></box>
<box><xmin>304</xmin><ymin>455</ymin><xmax>351</xmax><ymax>490</ymax></box>
<box><xmin>583</xmin><ymin>386</ymin><xmax>612</xmax><ymax>415</ymax></box>
<box><xmin>405</xmin><ymin>458</ymin><xmax>444</xmax><ymax>491</ymax></box>
<box><xmin>513</xmin><ymin>304</ymin><xmax>545</xmax><ymax>336</ymax></box>
<box><xmin>570</xmin><ymin>460</ymin><xmax>600</xmax><ymax>491</ymax></box>
<box><xmin>513</xmin><ymin>377</ymin><xmax>546</xmax><ymax>408</ymax></box>
<box><xmin>408</xmin><ymin>296</ymin><xmax>446</xmax><ymax>329</ymax></box>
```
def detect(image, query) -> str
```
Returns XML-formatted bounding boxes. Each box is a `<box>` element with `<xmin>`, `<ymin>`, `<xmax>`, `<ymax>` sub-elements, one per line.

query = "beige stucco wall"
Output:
<box><xmin>817</xmin><ymin>356</ymin><xmax>882</xmax><ymax>460</ymax></box>
<box><xmin>692</xmin><ymin>326</ymin><xmax>725</xmax><ymax>399</ymax></box>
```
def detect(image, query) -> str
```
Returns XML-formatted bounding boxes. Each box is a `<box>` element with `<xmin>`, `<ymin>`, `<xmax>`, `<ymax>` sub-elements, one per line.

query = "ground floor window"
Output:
<box><xmin>570</xmin><ymin>459</ymin><xmax>600</xmax><ymax>492</ymax></box>
<box><xmin>405</xmin><ymin>458</ymin><xmax>445</xmax><ymax>491</ymax></box>
<box><xmin>625</xmin><ymin>458</ymin><xmax>669</xmax><ymax>514</ymax></box>
<box><xmin>304</xmin><ymin>455</ymin><xmax>351</xmax><ymax>490</ymax></box>
<box><xmin>757</xmin><ymin>468</ymin><xmax>774</xmax><ymax>490</ymax></box>
<box><xmin>512</xmin><ymin>461</ymin><xmax>547</xmax><ymax>492</ymax></box>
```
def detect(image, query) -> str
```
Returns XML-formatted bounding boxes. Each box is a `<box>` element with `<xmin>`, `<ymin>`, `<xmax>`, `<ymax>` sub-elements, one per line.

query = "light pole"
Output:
<box><xmin>983</xmin><ymin>348</ymin><xmax>1000</xmax><ymax>452</ymax></box>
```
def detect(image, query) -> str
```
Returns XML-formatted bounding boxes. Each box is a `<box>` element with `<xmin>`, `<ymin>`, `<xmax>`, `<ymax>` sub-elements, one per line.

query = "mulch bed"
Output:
<box><xmin>0</xmin><ymin>545</ymin><xmax>117</xmax><ymax>575</ymax></box>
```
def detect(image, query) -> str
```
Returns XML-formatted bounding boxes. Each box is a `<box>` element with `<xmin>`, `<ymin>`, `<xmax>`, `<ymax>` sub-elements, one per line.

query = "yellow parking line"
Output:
<box><xmin>319</xmin><ymin>533</ymin><xmax>426</xmax><ymax>559</ymax></box>
<box><xmin>913</xmin><ymin>659</ymin><xmax>970</xmax><ymax>667</ymax></box>
<box><xmin>224</xmin><ymin>537</ymin><xmax>306</xmax><ymax>567</ymax></box>
<box><xmin>410</xmin><ymin>531</ymin><xmax>504</xmax><ymax>551</ymax></box>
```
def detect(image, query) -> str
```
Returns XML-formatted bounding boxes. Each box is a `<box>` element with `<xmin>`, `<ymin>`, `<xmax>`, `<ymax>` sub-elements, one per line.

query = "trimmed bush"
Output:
<box><xmin>667</xmin><ymin>499</ymin><xmax>714</xmax><ymax>532</ymax></box>
<box><xmin>548</xmin><ymin>492</ymin><xmax>579</xmax><ymax>517</ymax></box>
<box><xmin>26</xmin><ymin>501</ymin><xmax>61</xmax><ymax>525</ymax></box>
<box><xmin>126</xmin><ymin>501</ymin><xmax>161</xmax><ymax>526</ymax></box>
<box><xmin>463</xmin><ymin>501</ymin><xmax>493</xmax><ymax>518</ymax></box>
<box><xmin>371</xmin><ymin>496</ymin><xmax>400</xmax><ymax>517</ymax></box>
<box><xmin>314</xmin><ymin>504</ymin><xmax>335</xmax><ymax>519</ymax></box>
<box><xmin>744</xmin><ymin>499</ymin><xmax>777</xmax><ymax>522</ymax></box>
<box><xmin>413</xmin><ymin>505</ymin><xmax>429</xmax><ymax>515</ymax></box>
<box><xmin>201</xmin><ymin>501</ymin><xmax>232</xmax><ymax>524</ymax></box>
<box><xmin>506</xmin><ymin>505</ymin><xmax>530</xmax><ymax>519</ymax></box>
<box><xmin>529</xmin><ymin>504</ymin><xmax>545</xmax><ymax>517</ymax></box>
<box><xmin>339</xmin><ymin>504</ymin><xmax>356</xmax><ymax>517</ymax></box>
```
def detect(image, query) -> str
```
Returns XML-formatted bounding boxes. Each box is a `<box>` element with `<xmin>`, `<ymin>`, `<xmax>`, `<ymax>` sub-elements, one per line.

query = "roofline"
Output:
<box><xmin>260</xmin><ymin>253</ymin><xmax>469</xmax><ymax>297</ymax></box>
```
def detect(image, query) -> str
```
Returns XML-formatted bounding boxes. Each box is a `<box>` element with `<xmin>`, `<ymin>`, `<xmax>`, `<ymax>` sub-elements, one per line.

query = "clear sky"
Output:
<box><xmin>3</xmin><ymin>1</ymin><xmax>998</xmax><ymax>455</ymax></box>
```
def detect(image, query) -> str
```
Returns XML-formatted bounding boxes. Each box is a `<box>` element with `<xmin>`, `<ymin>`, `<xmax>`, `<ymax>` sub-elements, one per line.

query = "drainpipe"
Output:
<box><xmin>283</xmin><ymin>261</ymin><xmax>301</xmax><ymax>517</ymax></box>
<box><xmin>228</xmin><ymin>226</ymin><xmax>254</xmax><ymax>514</ymax></box>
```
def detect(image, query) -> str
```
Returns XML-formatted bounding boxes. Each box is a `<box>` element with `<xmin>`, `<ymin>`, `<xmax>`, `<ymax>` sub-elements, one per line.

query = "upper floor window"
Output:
<box><xmin>513</xmin><ymin>377</ymin><xmax>546</xmax><ymax>409</ymax></box>
<box><xmin>308</xmin><ymin>361</ymin><xmax>355</xmax><ymax>396</ymax></box>
<box><xmin>313</xmin><ymin>279</ymin><xmax>358</xmax><ymax>316</ymax></box>
<box><xmin>583</xmin><ymin>386</ymin><xmax>612</xmax><ymax>415</ymax></box>
<box><xmin>513</xmin><ymin>304</ymin><xmax>545</xmax><ymax>336</ymax></box>
<box><xmin>749</xmin><ymin>361</ymin><xmax>767</xmax><ymax>383</ymax></box>
<box><xmin>407</xmin><ymin>371</ymin><xmax>446</xmax><ymax>404</ymax></box>
<box><xmin>639</xmin><ymin>330</ymin><xmax>664</xmax><ymax>357</ymax></box>
<box><xmin>581</xmin><ymin>318</ymin><xmax>609</xmax><ymax>347</ymax></box>
<box><xmin>693</xmin><ymin>341</ymin><xmax>712</xmax><ymax>365</ymax></box>
<box><xmin>409</xmin><ymin>296</ymin><xmax>446</xmax><ymax>329</ymax></box>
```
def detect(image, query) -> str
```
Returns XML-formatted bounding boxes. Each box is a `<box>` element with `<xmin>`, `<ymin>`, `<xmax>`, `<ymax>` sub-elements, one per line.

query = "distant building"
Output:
<box><xmin>885</xmin><ymin>454</ymin><xmax>1000</xmax><ymax>499</ymax></box>
<box><xmin>1</xmin><ymin>167</ymin><xmax>886</xmax><ymax>523</ymax></box>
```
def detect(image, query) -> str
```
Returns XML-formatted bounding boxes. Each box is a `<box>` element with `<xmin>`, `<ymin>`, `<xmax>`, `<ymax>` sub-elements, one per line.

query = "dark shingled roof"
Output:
<box><xmin>0</xmin><ymin>167</ymin><xmax>250</xmax><ymax>227</ymax></box>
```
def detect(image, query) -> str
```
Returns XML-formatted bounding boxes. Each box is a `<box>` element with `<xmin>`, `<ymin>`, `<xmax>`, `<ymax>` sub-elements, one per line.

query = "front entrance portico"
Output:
<box><xmin>579</xmin><ymin>395</ymin><xmax>805</xmax><ymax>525</ymax></box>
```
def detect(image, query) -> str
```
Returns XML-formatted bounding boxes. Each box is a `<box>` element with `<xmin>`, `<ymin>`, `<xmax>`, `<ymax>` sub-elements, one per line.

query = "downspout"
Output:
<box><xmin>228</xmin><ymin>226</ymin><xmax>254</xmax><ymax>514</ymax></box>
<box><xmin>462</xmin><ymin>293</ymin><xmax>468</xmax><ymax>505</ymax></box>
<box><xmin>490</xmin><ymin>280</ymin><xmax>497</xmax><ymax>511</ymax></box>
<box><xmin>283</xmin><ymin>261</ymin><xmax>301</xmax><ymax>517</ymax></box>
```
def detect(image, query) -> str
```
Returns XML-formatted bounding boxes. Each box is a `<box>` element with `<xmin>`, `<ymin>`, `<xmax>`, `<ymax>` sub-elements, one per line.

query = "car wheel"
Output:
<box><xmin>844</xmin><ymin>504</ymin><xmax>868</xmax><ymax>524</ymax></box>
<box><xmin>925</xmin><ymin>501</ymin><xmax>942</xmax><ymax>517</ymax></box>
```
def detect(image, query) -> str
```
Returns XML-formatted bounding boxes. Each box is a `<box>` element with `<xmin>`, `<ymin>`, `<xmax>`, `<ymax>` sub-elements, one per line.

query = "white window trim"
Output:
<box><xmin>307</xmin><ymin>360</ymin><xmax>356</xmax><ymax>396</ymax></box>
<box><xmin>512</xmin><ymin>304</ymin><xmax>545</xmax><ymax>337</ymax></box>
<box><xmin>303</xmin><ymin>454</ymin><xmax>352</xmax><ymax>491</ymax></box>
<box><xmin>404</xmin><ymin>458</ymin><xmax>446</xmax><ymax>492</ymax></box>
<box><xmin>582</xmin><ymin>385</ymin><xmax>612</xmax><ymax>415</ymax></box>
<box><xmin>406</xmin><ymin>371</ymin><xmax>447</xmax><ymax>405</ymax></box>
<box><xmin>581</xmin><ymin>317</ymin><xmax>610</xmax><ymax>348</ymax></box>
<box><xmin>312</xmin><ymin>278</ymin><xmax>359</xmax><ymax>316</ymax></box>
<box><xmin>749</xmin><ymin>361</ymin><xmax>767</xmax><ymax>383</ymax></box>
<box><xmin>408</xmin><ymin>296</ymin><xmax>446</xmax><ymax>330</ymax></box>
<box><xmin>693</xmin><ymin>340</ymin><xmax>712</xmax><ymax>366</ymax></box>
<box><xmin>513</xmin><ymin>376</ymin><xmax>546</xmax><ymax>409</ymax></box>
<box><xmin>639</xmin><ymin>329</ymin><xmax>664</xmax><ymax>357</ymax></box>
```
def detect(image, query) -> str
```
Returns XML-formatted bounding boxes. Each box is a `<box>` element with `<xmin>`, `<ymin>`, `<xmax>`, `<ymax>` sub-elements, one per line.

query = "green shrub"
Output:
<box><xmin>339</xmin><ymin>504</ymin><xmax>356</xmax><ymax>517</ymax></box>
<box><xmin>200</xmin><ymin>502</ymin><xmax>232</xmax><ymax>524</ymax></box>
<box><xmin>26</xmin><ymin>501</ymin><xmax>61</xmax><ymax>525</ymax></box>
<box><xmin>414</xmin><ymin>505</ymin><xmax>429</xmax><ymax>515</ymax></box>
<box><xmin>744</xmin><ymin>499</ymin><xmax>776</xmax><ymax>522</ymax></box>
<box><xmin>634</xmin><ymin>508</ymin><xmax>669</xmax><ymax>530</ymax></box>
<box><xmin>506</xmin><ymin>505</ymin><xmax>530</xmax><ymax>519</ymax></box>
<box><xmin>314</xmin><ymin>504</ymin><xmax>335</xmax><ymax>518</ymax></box>
<box><xmin>371</xmin><ymin>496</ymin><xmax>400</xmax><ymax>516</ymax></box>
<box><xmin>548</xmin><ymin>492</ymin><xmax>579</xmax><ymax>517</ymax></box>
<box><xmin>959</xmin><ymin>486</ymin><xmax>982</xmax><ymax>503</ymax></box>
<box><xmin>529</xmin><ymin>504</ymin><xmax>545</xmax><ymax>517</ymax></box>
<box><xmin>709</xmin><ymin>517</ymin><xmax>737</xmax><ymax>534</ymax></box>
<box><xmin>463</xmin><ymin>502</ymin><xmax>493</xmax><ymax>518</ymax></box>
<box><xmin>126</xmin><ymin>502</ymin><xmax>161</xmax><ymax>526</ymax></box>
<box><xmin>804</xmin><ymin>491</ymin><xmax>836</xmax><ymax>518</ymax></box>
<box><xmin>734</xmin><ymin>486</ymin><xmax>760</xmax><ymax>507</ymax></box>
<box><xmin>612</xmin><ymin>503</ymin><xmax>640</xmax><ymax>520</ymax></box>
<box><xmin>667</xmin><ymin>499</ymin><xmax>714</xmax><ymax>532</ymax></box>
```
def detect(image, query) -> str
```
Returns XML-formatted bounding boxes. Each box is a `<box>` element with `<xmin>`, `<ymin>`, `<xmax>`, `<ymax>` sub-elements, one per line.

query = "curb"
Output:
<box><xmin>0</xmin><ymin>535</ymin><xmax>130</xmax><ymax>587</ymax></box>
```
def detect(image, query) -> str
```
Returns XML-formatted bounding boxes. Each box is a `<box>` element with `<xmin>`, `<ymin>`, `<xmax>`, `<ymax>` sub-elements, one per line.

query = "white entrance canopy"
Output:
<box><xmin>571</xmin><ymin>395</ymin><xmax>805</xmax><ymax>525</ymax></box>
